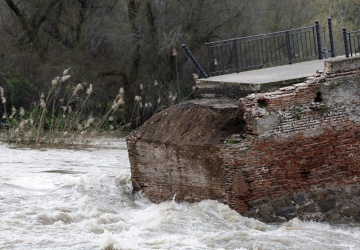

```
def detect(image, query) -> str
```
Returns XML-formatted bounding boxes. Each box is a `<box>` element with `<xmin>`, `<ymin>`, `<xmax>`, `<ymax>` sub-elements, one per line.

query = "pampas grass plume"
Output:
<box><xmin>73</xmin><ymin>83</ymin><xmax>83</xmax><ymax>94</ymax></box>
<box><xmin>61</xmin><ymin>75</ymin><xmax>71</xmax><ymax>83</ymax></box>
<box><xmin>86</xmin><ymin>84</ymin><xmax>93</xmax><ymax>95</ymax></box>
<box><xmin>19</xmin><ymin>107</ymin><xmax>25</xmax><ymax>117</ymax></box>
<box><xmin>9</xmin><ymin>106</ymin><xmax>16</xmax><ymax>118</ymax></box>
<box><xmin>63</xmin><ymin>68</ymin><xmax>70</xmax><ymax>76</ymax></box>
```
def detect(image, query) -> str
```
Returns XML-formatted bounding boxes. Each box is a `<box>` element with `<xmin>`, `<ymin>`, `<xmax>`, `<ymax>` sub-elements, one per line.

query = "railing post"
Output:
<box><xmin>182</xmin><ymin>44</ymin><xmax>209</xmax><ymax>78</ymax></box>
<box><xmin>285</xmin><ymin>31</ymin><xmax>292</xmax><ymax>64</ymax></box>
<box><xmin>315</xmin><ymin>20</ymin><xmax>323</xmax><ymax>59</ymax></box>
<box><xmin>328</xmin><ymin>17</ymin><xmax>335</xmax><ymax>57</ymax></box>
<box><xmin>233</xmin><ymin>39</ymin><xmax>240</xmax><ymax>73</ymax></box>
<box><xmin>343</xmin><ymin>27</ymin><xmax>350</xmax><ymax>58</ymax></box>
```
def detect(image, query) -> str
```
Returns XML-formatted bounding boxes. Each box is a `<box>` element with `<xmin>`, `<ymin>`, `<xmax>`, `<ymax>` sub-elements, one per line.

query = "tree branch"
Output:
<box><xmin>5</xmin><ymin>0</ymin><xmax>30</xmax><ymax>34</ymax></box>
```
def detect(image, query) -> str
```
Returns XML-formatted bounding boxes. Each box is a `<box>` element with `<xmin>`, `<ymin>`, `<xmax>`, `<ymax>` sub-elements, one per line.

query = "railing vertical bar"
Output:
<box><xmin>222</xmin><ymin>44</ymin><xmax>225</xmax><ymax>73</ymax></box>
<box><xmin>278</xmin><ymin>36</ymin><xmax>286</xmax><ymax>62</ymax></box>
<box><xmin>207</xmin><ymin>44</ymin><xmax>212</xmax><ymax>76</ymax></box>
<box><xmin>294</xmin><ymin>32</ymin><xmax>297</xmax><ymax>60</ymax></box>
<box><xmin>250</xmin><ymin>40</ymin><xmax>255</xmax><ymax>66</ymax></box>
<box><xmin>286</xmin><ymin>31</ymin><xmax>292</xmax><ymax>64</ymax></box>
<box><xmin>349</xmin><ymin>34</ymin><xmax>353</xmax><ymax>57</ymax></box>
<box><xmin>228</xmin><ymin>42</ymin><xmax>232</xmax><ymax>71</ymax></box>
<box><xmin>304</xmin><ymin>31</ymin><xmax>308</xmax><ymax>57</ymax></box>
<box><xmin>277</xmin><ymin>35</ymin><xmax>281</xmax><ymax>62</ymax></box>
<box><xmin>244</xmin><ymin>41</ymin><xmax>248</xmax><ymax>68</ymax></box>
<box><xmin>257</xmin><ymin>39</ymin><xmax>261</xmax><ymax>66</ymax></box>
<box><xmin>217</xmin><ymin>45</ymin><xmax>221</xmax><ymax>74</ymax></box>
<box><xmin>252</xmin><ymin>39</ymin><xmax>255</xmax><ymax>66</ymax></box>
<box><xmin>233</xmin><ymin>39</ymin><xmax>240</xmax><ymax>73</ymax></box>
<box><xmin>221</xmin><ymin>44</ymin><xmax>224</xmax><ymax>73</ymax></box>
<box><xmin>260</xmin><ymin>38</ymin><xmax>264</xmax><ymax>66</ymax></box>
<box><xmin>221</xmin><ymin>44</ymin><xmax>225</xmax><ymax>73</ymax></box>
<box><xmin>255</xmin><ymin>39</ymin><xmax>258</xmax><ymax>66</ymax></box>
<box><xmin>239</xmin><ymin>41</ymin><xmax>243</xmax><ymax>68</ymax></box>
<box><xmin>306</xmin><ymin>30</ymin><xmax>314</xmax><ymax>56</ymax></box>
<box><xmin>268</xmin><ymin>37</ymin><xmax>272</xmax><ymax>63</ymax></box>
<box><xmin>226</xmin><ymin>43</ymin><xmax>230</xmax><ymax>71</ymax></box>
<box><xmin>256</xmin><ymin>39</ymin><xmax>260</xmax><ymax>66</ymax></box>
<box><xmin>282</xmin><ymin>34</ymin><xmax>286</xmax><ymax>62</ymax></box>
<box><xmin>231</xmin><ymin>42</ymin><xmax>233</xmax><ymax>70</ymax></box>
<box><xmin>283</xmin><ymin>34</ymin><xmax>286</xmax><ymax>62</ymax></box>
<box><xmin>214</xmin><ymin>46</ymin><xmax>218</xmax><ymax>74</ymax></box>
<box><xmin>276</xmin><ymin>36</ymin><xmax>279</xmax><ymax>62</ymax></box>
<box><xmin>309</xmin><ymin>28</ymin><xmax>312</xmax><ymax>56</ymax></box>
<box><xmin>301</xmin><ymin>31</ymin><xmax>305</xmax><ymax>58</ymax></box>
<box><xmin>273</xmin><ymin>36</ymin><xmax>276</xmax><ymax>63</ymax></box>
<box><xmin>268</xmin><ymin>37</ymin><xmax>271</xmax><ymax>64</ymax></box>
<box><xmin>293</xmin><ymin>32</ymin><xmax>303</xmax><ymax>59</ymax></box>
<box><xmin>243</xmin><ymin>42</ymin><xmax>247</xmax><ymax>68</ymax></box>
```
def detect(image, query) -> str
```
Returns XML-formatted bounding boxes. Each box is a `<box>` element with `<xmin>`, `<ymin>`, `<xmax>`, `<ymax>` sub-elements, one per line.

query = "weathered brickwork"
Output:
<box><xmin>222</xmin><ymin>57</ymin><xmax>360</xmax><ymax>220</ymax></box>
<box><xmin>127</xmin><ymin>57</ymin><xmax>360</xmax><ymax>222</ymax></box>
<box><xmin>128</xmin><ymin>141</ymin><xmax>227</xmax><ymax>203</ymax></box>
<box><xmin>126</xmin><ymin>99</ymin><xmax>244</xmax><ymax>204</ymax></box>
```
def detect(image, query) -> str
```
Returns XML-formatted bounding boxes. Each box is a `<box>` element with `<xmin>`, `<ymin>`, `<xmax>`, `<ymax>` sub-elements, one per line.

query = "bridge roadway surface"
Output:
<box><xmin>199</xmin><ymin>56</ymin><xmax>345</xmax><ymax>85</ymax></box>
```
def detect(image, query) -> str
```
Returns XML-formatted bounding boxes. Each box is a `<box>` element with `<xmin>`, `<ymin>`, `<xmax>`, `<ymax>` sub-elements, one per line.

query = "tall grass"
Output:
<box><xmin>0</xmin><ymin>67</ymin><xmax>189</xmax><ymax>146</ymax></box>
<box><xmin>0</xmin><ymin>69</ymin><xmax>127</xmax><ymax>146</ymax></box>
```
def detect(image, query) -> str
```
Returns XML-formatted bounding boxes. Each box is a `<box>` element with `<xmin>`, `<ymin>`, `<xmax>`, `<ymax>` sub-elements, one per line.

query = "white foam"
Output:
<box><xmin>1</xmin><ymin>142</ymin><xmax>360</xmax><ymax>250</ymax></box>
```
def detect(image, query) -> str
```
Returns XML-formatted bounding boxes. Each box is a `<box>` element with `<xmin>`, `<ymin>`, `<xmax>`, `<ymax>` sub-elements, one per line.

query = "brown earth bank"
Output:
<box><xmin>126</xmin><ymin>57</ymin><xmax>360</xmax><ymax>223</ymax></box>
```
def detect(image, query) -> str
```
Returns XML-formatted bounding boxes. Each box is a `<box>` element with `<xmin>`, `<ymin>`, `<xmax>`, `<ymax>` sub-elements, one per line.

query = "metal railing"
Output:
<box><xmin>343</xmin><ymin>27</ymin><xmax>360</xmax><ymax>57</ymax></box>
<box><xmin>205</xmin><ymin>19</ymin><xmax>335</xmax><ymax>76</ymax></box>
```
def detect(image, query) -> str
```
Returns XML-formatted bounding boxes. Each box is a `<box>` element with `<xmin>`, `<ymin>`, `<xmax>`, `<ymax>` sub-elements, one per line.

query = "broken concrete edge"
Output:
<box><xmin>194</xmin><ymin>78</ymin><xmax>308</xmax><ymax>99</ymax></box>
<box><xmin>325</xmin><ymin>56</ymin><xmax>360</xmax><ymax>72</ymax></box>
<box><xmin>196</xmin><ymin>77</ymin><xmax>307</xmax><ymax>87</ymax></box>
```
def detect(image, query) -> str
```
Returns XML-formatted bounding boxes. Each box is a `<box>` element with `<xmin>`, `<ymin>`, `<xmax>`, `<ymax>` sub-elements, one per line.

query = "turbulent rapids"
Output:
<box><xmin>1</xmin><ymin>139</ymin><xmax>360</xmax><ymax>249</ymax></box>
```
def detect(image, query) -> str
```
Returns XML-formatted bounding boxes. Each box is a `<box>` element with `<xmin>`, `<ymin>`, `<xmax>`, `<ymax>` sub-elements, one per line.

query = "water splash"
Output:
<box><xmin>1</xmin><ymin>141</ymin><xmax>360</xmax><ymax>250</ymax></box>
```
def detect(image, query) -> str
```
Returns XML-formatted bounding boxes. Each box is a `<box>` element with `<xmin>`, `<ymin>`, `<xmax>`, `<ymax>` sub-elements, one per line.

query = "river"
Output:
<box><xmin>1</xmin><ymin>138</ymin><xmax>360</xmax><ymax>250</ymax></box>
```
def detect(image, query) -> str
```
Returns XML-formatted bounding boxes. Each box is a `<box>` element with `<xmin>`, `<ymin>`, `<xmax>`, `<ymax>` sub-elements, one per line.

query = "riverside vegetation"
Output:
<box><xmin>0</xmin><ymin>69</ymin><xmax>134</xmax><ymax>145</ymax></box>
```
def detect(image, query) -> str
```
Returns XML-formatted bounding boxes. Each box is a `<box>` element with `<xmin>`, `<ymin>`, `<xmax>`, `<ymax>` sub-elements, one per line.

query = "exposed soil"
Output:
<box><xmin>129</xmin><ymin>98</ymin><xmax>245</xmax><ymax>146</ymax></box>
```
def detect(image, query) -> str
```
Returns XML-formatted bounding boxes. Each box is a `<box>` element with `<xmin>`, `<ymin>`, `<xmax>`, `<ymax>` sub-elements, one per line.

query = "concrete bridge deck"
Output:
<box><xmin>195</xmin><ymin>56</ymin><xmax>345</xmax><ymax>99</ymax></box>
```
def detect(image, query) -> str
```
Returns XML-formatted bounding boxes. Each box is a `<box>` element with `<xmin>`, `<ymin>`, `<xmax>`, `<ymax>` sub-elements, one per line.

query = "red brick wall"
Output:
<box><xmin>222</xmin><ymin>122</ymin><xmax>360</xmax><ymax>213</ymax></box>
<box><xmin>127</xmin><ymin>141</ymin><xmax>228</xmax><ymax>203</ymax></box>
<box><xmin>226</xmin><ymin>60</ymin><xmax>360</xmax><ymax>213</ymax></box>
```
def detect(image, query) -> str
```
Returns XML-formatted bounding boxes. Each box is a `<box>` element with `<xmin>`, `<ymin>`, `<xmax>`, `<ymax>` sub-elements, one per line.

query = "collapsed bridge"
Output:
<box><xmin>127</xmin><ymin>57</ymin><xmax>360</xmax><ymax>223</ymax></box>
